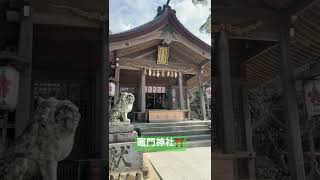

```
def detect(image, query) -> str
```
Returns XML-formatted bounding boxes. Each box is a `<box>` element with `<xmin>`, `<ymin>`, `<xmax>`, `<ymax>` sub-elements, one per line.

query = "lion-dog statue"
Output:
<box><xmin>0</xmin><ymin>97</ymin><xmax>81</xmax><ymax>180</ymax></box>
<box><xmin>109</xmin><ymin>92</ymin><xmax>135</xmax><ymax>124</ymax></box>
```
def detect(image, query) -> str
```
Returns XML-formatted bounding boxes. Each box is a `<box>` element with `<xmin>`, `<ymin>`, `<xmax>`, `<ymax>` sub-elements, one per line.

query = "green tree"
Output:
<box><xmin>192</xmin><ymin>0</ymin><xmax>211</xmax><ymax>34</ymax></box>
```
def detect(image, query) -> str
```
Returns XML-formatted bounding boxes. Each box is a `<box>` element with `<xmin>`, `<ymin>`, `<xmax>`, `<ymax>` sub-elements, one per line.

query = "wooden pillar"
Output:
<box><xmin>96</xmin><ymin>23</ymin><xmax>107</xmax><ymax>180</ymax></box>
<box><xmin>279</xmin><ymin>14</ymin><xmax>305</xmax><ymax>180</ymax></box>
<box><xmin>141</xmin><ymin>69</ymin><xmax>146</xmax><ymax>113</ymax></box>
<box><xmin>242</xmin><ymin>84</ymin><xmax>256</xmax><ymax>180</ymax></box>
<box><xmin>216</xmin><ymin>30</ymin><xmax>235</xmax><ymax>153</ymax></box>
<box><xmin>205</xmin><ymin>89</ymin><xmax>210</xmax><ymax>119</ymax></box>
<box><xmin>198</xmin><ymin>72</ymin><xmax>207</xmax><ymax>120</ymax></box>
<box><xmin>15</xmin><ymin>13</ymin><xmax>33</xmax><ymax>137</ymax></box>
<box><xmin>136</xmin><ymin>83</ymin><xmax>141</xmax><ymax>111</ymax></box>
<box><xmin>178</xmin><ymin>71</ymin><xmax>185</xmax><ymax>110</ymax></box>
<box><xmin>114</xmin><ymin>66</ymin><xmax>120</xmax><ymax>103</ymax></box>
<box><xmin>187</xmin><ymin>91</ymin><xmax>191</xmax><ymax>119</ymax></box>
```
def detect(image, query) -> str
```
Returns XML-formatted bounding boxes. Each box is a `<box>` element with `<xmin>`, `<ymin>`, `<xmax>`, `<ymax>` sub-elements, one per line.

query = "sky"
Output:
<box><xmin>109</xmin><ymin>0</ymin><xmax>211</xmax><ymax>45</ymax></box>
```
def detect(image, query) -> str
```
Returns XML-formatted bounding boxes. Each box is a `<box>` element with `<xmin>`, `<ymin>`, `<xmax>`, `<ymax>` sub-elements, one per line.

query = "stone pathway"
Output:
<box><xmin>145</xmin><ymin>147</ymin><xmax>211</xmax><ymax>180</ymax></box>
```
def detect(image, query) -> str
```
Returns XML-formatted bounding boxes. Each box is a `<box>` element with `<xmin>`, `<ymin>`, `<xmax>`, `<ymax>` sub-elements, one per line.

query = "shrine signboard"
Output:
<box><xmin>304</xmin><ymin>78</ymin><xmax>320</xmax><ymax>116</ymax></box>
<box><xmin>157</xmin><ymin>46</ymin><xmax>169</xmax><ymax>65</ymax></box>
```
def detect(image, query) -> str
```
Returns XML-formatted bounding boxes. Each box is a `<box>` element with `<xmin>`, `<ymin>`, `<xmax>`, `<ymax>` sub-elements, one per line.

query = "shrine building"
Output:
<box><xmin>109</xmin><ymin>5</ymin><xmax>211</xmax><ymax>122</ymax></box>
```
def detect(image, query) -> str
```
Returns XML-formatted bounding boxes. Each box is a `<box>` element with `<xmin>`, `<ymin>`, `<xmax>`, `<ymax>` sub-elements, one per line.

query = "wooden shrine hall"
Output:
<box><xmin>109</xmin><ymin>5</ymin><xmax>211</xmax><ymax>122</ymax></box>
<box><xmin>214</xmin><ymin>0</ymin><xmax>320</xmax><ymax>180</ymax></box>
<box><xmin>1</xmin><ymin>0</ymin><xmax>108</xmax><ymax>179</ymax></box>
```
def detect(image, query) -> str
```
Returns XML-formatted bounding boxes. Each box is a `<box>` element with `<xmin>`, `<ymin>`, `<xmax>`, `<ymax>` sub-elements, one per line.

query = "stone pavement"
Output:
<box><xmin>145</xmin><ymin>147</ymin><xmax>211</xmax><ymax>180</ymax></box>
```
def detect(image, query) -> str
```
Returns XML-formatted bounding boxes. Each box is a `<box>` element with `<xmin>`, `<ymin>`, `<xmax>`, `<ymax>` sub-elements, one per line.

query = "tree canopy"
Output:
<box><xmin>192</xmin><ymin>0</ymin><xmax>211</xmax><ymax>34</ymax></box>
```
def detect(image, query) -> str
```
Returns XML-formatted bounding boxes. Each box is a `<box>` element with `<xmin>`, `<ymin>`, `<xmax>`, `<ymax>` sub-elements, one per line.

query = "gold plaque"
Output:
<box><xmin>157</xmin><ymin>46</ymin><xmax>169</xmax><ymax>65</ymax></box>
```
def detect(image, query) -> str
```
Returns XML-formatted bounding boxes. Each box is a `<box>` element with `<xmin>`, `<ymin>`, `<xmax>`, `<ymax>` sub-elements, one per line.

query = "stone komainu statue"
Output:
<box><xmin>109</xmin><ymin>92</ymin><xmax>135</xmax><ymax>124</ymax></box>
<box><xmin>0</xmin><ymin>97</ymin><xmax>81</xmax><ymax>180</ymax></box>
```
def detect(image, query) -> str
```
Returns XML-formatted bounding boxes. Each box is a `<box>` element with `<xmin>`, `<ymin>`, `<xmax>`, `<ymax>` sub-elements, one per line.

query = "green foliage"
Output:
<box><xmin>188</xmin><ymin>88</ymin><xmax>202</xmax><ymax>119</ymax></box>
<box><xmin>192</xmin><ymin>0</ymin><xmax>208</xmax><ymax>6</ymax></box>
<box><xmin>188</xmin><ymin>88</ymin><xmax>211</xmax><ymax>120</ymax></box>
<box><xmin>192</xmin><ymin>0</ymin><xmax>211</xmax><ymax>34</ymax></box>
<box><xmin>249</xmin><ymin>84</ymin><xmax>320</xmax><ymax>179</ymax></box>
<box><xmin>200</xmin><ymin>14</ymin><xmax>211</xmax><ymax>34</ymax></box>
<box><xmin>249</xmin><ymin>86</ymin><xmax>291</xmax><ymax>179</ymax></box>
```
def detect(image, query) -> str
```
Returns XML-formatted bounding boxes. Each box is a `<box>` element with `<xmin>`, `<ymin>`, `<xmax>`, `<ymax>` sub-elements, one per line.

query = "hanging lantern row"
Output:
<box><xmin>144</xmin><ymin>68</ymin><xmax>178</xmax><ymax>78</ymax></box>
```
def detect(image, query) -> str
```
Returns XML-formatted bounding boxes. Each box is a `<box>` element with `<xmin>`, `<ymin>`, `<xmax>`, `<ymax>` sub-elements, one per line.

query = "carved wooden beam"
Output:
<box><xmin>49</xmin><ymin>3</ymin><xmax>107</xmax><ymax>22</ymax></box>
<box><xmin>214</xmin><ymin>2</ymin><xmax>279</xmax><ymax>41</ymax></box>
<box><xmin>289</xmin><ymin>0</ymin><xmax>318</xmax><ymax>16</ymax></box>
<box><xmin>214</xmin><ymin>6</ymin><xmax>277</xmax><ymax>21</ymax></box>
<box><xmin>213</xmin><ymin>21</ymin><xmax>263</xmax><ymax>35</ymax></box>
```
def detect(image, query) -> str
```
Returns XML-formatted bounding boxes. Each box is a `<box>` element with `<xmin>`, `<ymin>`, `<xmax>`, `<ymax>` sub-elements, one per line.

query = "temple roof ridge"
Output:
<box><xmin>110</xmin><ymin>5</ymin><xmax>174</xmax><ymax>36</ymax></box>
<box><xmin>109</xmin><ymin>5</ymin><xmax>211</xmax><ymax>52</ymax></box>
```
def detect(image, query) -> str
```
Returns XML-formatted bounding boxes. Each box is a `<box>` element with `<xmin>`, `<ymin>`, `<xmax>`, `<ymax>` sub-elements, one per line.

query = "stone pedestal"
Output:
<box><xmin>109</xmin><ymin>124</ymin><xmax>143</xmax><ymax>179</ymax></box>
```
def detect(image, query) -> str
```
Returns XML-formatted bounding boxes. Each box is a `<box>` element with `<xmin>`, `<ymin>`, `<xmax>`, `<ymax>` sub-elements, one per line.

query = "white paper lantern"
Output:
<box><xmin>157</xmin><ymin>70</ymin><xmax>160</xmax><ymax>77</ymax></box>
<box><xmin>0</xmin><ymin>66</ymin><xmax>20</xmax><ymax>111</ymax></box>
<box><xmin>148</xmin><ymin>69</ymin><xmax>152</xmax><ymax>76</ymax></box>
<box><xmin>205</xmin><ymin>87</ymin><xmax>211</xmax><ymax>98</ymax></box>
<box><xmin>109</xmin><ymin>82</ymin><xmax>115</xmax><ymax>97</ymax></box>
<box><xmin>167</xmin><ymin>71</ymin><xmax>170</xmax><ymax>77</ymax></box>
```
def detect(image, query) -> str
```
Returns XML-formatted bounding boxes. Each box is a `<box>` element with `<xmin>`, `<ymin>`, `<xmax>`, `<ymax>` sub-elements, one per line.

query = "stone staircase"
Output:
<box><xmin>133</xmin><ymin>120</ymin><xmax>211</xmax><ymax>148</ymax></box>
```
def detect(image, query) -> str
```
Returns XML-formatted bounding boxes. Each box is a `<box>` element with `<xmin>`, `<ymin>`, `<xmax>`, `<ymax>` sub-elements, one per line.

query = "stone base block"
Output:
<box><xmin>109</xmin><ymin>124</ymin><xmax>134</xmax><ymax>133</ymax></box>
<box><xmin>109</xmin><ymin>131</ymin><xmax>137</xmax><ymax>143</ymax></box>
<box><xmin>109</xmin><ymin>142</ymin><xmax>143</xmax><ymax>173</ymax></box>
<box><xmin>110</xmin><ymin>170</ymin><xmax>144</xmax><ymax>180</ymax></box>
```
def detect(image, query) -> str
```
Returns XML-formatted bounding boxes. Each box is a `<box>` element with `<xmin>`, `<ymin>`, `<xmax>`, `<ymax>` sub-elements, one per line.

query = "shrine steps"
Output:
<box><xmin>134</xmin><ymin>120</ymin><xmax>211</xmax><ymax>128</ymax></box>
<box><xmin>133</xmin><ymin>120</ymin><xmax>211</xmax><ymax>148</ymax></box>
<box><xmin>138</xmin><ymin>125</ymin><xmax>210</xmax><ymax>132</ymax></box>
<box><xmin>141</xmin><ymin>129</ymin><xmax>210</xmax><ymax>136</ymax></box>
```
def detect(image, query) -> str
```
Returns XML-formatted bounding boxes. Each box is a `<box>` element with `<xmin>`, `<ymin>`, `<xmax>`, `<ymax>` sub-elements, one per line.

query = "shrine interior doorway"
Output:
<box><xmin>31</xmin><ymin>24</ymin><xmax>104</xmax><ymax>179</ymax></box>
